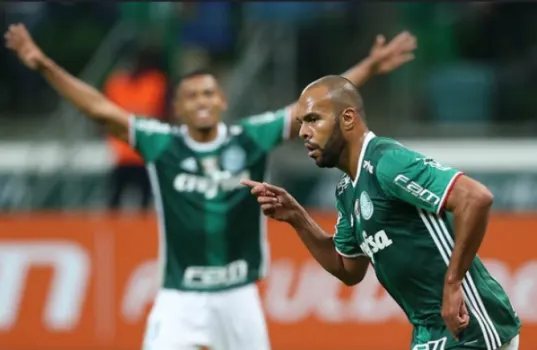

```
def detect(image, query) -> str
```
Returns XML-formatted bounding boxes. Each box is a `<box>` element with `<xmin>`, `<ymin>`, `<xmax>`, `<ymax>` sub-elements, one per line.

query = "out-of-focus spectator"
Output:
<box><xmin>103</xmin><ymin>45</ymin><xmax>167</xmax><ymax>210</ymax></box>
<box><xmin>177</xmin><ymin>2</ymin><xmax>235</xmax><ymax>75</ymax></box>
<box><xmin>120</xmin><ymin>2</ymin><xmax>180</xmax><ymax>78</ymax></box>
<box><xmin>243</xmin><ymin>2</ymin><xmax>346</xmax><ymax>23</ymax></box>
<box><xmin>180</xmin><ymin>2</ymin><xmax>233</xmax><ymax>54</ymax></box>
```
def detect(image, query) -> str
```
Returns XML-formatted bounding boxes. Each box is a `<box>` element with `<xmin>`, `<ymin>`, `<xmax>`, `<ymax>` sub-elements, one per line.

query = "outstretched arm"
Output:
<box><xmin>5</xmin><ymin>23</ymin><xmax>130</xmax><ymax>142</ymax></box>
<box><xmin>242</xmin><ymin>179</ymin><xmax>369</xmax><ymax>286</ymax></box>
<box><xmin>285</xmin><ymin>31</ymin><xmax>417</xmax><ymax>137</ymax></box>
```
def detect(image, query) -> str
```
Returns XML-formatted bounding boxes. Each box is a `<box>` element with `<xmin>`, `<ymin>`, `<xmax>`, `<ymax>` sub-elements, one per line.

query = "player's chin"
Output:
<box><xmin>315</xmin><ymin>156</ymin><xmax>336</xmax><ymax>169</ymax></box>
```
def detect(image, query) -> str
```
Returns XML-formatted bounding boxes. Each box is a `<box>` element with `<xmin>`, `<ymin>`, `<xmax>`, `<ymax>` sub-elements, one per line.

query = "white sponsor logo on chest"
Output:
<box><xmin>173</xmin><ymin>170</ymin><xmax>251</xmax><ymax>199</ymax></box>
<box><xmin>359</xmin><ymin>230</ymin><xmax>393</xmax><ymax>264</ymax></box>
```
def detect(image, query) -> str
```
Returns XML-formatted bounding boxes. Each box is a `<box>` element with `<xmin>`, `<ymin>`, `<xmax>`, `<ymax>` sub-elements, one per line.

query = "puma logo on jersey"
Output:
<box><xmin>179</xmin><ymin>157</ymin><xmax>198</xmax><ymax>172</ymax></box>
<box><xmin>360</xmin><ymin>230</ymin><xmax>393</xmax><ymax>263</ymax></box>
<box><xmin>174</xmin><ymin>170</ymin><xmax>250</xmax><ymax>199</ymax></box>
<box><xmin>416</xmin><ymin>157</ymin><xmax>451</xmax><ymax>171</ymax></box>
<box><xmin>363</xmin><ymin>160</ymin><xmax>374</xmax><ymax>174</ymax></box>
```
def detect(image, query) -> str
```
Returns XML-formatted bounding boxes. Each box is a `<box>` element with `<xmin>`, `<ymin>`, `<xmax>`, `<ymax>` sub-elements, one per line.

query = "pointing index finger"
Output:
<box><xmin>262</xmin><ymin>182</ymin><xmax>285</xmax><ymax>194</ymax></box>
<box><xmin>240</xmin><ymin>179</ymin><xmax>263</xmax><ymax>188</ymax></box>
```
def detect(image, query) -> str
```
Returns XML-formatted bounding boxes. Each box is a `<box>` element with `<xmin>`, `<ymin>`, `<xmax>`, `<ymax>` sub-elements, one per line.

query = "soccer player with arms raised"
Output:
<box><xmin>243</xmin><ymin>76</ymin><xmax>521</xmax><ymax>350</ymax></box>
<box><xmin>6</xmin><ymin>24</ymin><xmax>416</xmax><ymax>350</ymax></box>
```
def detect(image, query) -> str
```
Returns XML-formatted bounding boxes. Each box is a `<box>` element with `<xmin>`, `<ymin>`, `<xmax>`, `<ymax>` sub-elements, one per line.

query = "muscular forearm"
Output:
<box><xmin>39</xmin><ymin>57</ymin><xmax>109</xmax><ymax>118</ymax></box>
<box><xmin>289</xmin><ymin>207</ymin><xmax>354</xmax><ymax>283</ymax></box>
<box><xmin>446</xmin><ymin>195</ymin><xmax>493</xmax><ymax>284</ymax></box>
<box><xmin>37</xmin><ymin>56</ymin><xmax>129</xmax><ymax>139</ymax></box>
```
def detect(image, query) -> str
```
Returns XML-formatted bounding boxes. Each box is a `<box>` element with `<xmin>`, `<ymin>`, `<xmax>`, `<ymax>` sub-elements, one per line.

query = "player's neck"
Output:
<box><xmin>187</xmin><ymin>127</ymin><xmax>219</xmax><ymax>143</ymax></box>
<box><xmin>340</xmin><ymin>130</ymin><xmax>369</xmax><ymax>182</ymax></box>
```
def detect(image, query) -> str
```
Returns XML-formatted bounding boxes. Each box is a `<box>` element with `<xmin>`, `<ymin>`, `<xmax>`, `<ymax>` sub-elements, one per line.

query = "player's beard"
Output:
<box><xmin>316</xmin><ymin>121</ymin><xmax>346</xmax><ymax>168</ymax></box>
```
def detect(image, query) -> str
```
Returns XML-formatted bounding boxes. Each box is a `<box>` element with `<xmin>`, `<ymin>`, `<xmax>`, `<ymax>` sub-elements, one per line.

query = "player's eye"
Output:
<box><xmin>305</xmin><ymin>116</ymin><xmax>318</xmax><ymax>124</ymax></box>
<box><xmin>303</xmin><ymin>113</ymin><xmax>320</xmax><ymax>124</ymax></box>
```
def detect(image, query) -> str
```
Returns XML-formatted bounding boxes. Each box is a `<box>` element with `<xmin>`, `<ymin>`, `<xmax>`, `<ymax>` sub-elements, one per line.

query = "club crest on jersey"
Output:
<box><xmin>360</xmin><ymin>191</ymin><xmax>374</xmax><ymax>220</ymax></box>
<box><xmin>221</xmin><ymin>145</ymin><xmax>246</xmax><ymax>173</ymax></box>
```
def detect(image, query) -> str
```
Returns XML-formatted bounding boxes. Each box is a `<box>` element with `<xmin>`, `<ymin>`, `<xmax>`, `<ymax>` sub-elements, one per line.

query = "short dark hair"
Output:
<box><xmin>175</xmin><ymin>68</ymin><xmax>217</xmax><ymax>87</ymax></box>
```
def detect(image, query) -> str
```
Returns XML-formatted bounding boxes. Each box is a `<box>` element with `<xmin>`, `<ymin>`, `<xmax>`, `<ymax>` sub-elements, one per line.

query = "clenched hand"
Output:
<box><xmin>442</xmin><ymin>281</ymin><xmax>470</xmax><ymax>340</ymax></box>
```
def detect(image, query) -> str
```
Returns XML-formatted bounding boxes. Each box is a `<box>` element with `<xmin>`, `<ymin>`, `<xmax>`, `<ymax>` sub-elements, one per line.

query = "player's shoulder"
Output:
<box><xmin>367</xmin><ymin>136</ymin><xmax>404</xmax><ymax>157</ymax></box>
<box><xmin>133</xmin><ymin>116</ymin><xmax>179</xmax><ymax>135</ymax></box>
<box><xmin>371</xmin><ymin>136</ymin><xmax>427</xmax><ymax>162</ymax></box>
<box><xmin>238</xmin><ymin>108</ymin><xmax>290</xmax><ymax>132</ymax></box>
<box><xmin>226</xmin><ymin>122</ymin><xmax>247</xmax><ymax>138</ymax></box>
<box><xmin>242</xmin><ymin>110</ymin><xmax>281</xmax><ymax>125</ymax></box>
<box><xmin>225</xmin><ymin>119</ymin><xmax>269</xmax><ymax>146</ymax></box>
<box><xmin>366</xmin><ymin>136</ymin><xmax>425</xmax><ymax>177</ymax></box>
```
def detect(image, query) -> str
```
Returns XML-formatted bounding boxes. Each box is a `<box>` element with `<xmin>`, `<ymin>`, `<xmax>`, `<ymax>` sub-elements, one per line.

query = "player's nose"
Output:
<box><xmin>298</xmin><ymin>123</ymin><xmax>311</xmax><ymax>140</ymax></box>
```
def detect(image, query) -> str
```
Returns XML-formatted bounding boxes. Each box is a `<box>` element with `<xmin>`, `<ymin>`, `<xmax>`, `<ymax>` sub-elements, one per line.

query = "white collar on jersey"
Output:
<box><xmin>180</xmin><ymin>122</ymin><xmax>228</xmax><ymax>152</ymax></box>
<box><xmin>351</xmin><ymin>131</ymin><xmax>376</xmax><ymax>187</ymax></box>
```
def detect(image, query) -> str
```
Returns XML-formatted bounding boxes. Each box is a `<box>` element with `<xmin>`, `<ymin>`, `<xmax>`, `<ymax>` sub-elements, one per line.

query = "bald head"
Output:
<box><xmin>295</xmin><ymin>76</ymin><xmax>369</xmax><ymax>169</ymax></box>
<box><xmin>301</xmin><ymin>75</ymin><xmax>364</xmax><ymax>115</ymax></box>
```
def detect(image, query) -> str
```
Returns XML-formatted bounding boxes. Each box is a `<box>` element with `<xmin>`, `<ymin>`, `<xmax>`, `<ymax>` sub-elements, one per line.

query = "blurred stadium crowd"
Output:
<box><xmin>1</xmin><ymin>2</ymin><xmax>537</xmax><ymax>211</ymax></box>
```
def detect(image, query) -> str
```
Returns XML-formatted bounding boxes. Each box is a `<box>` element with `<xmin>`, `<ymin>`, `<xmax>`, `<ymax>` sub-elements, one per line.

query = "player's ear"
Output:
<box><xmin>340</xmin><ymin>108</ymin><xmax>356</xmax><ymax>131</ymax></box>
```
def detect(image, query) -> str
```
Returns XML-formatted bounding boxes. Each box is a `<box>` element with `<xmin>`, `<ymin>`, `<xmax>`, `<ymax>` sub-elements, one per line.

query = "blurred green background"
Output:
<box><xmin>1</xmin><ymin>2</ymin><xmax>537</xmax><ymax>211</ymax></box>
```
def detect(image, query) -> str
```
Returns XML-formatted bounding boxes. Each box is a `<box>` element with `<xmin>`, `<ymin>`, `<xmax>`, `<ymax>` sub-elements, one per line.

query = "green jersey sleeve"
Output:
<box><xmin>240</xmin><ymin>107</ymin><xmax>292</xmax><ymax>152</ymax></box>
<box><xmin>128</xmin><ymin>116</ymin><xmax>174</xmax><ymax>163</ymax></box>
<box><xmin>376</xmin><ymin>148</ymin><xmax>464</xmax><ymax>214</ymax></box>
<box><xmin>333</xmin><ymin>198</ymin><xmax>365</xmax><ymax>258</ymax></box>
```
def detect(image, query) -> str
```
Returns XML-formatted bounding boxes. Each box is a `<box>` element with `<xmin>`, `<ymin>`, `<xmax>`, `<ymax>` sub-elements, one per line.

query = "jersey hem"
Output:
<box><xmin>163</xmin><ymin>280</ymin><xmax>258</xmax><ymax>293</ymax></box>
<box><xmin>335</xmin><ymin>246</ymin><xmax>366</xmax><ymax>258</ymax></box>
<box><xmin>436</xmin><ymin>171</ymin><xmax>464</xmax><ymax>215</ymax></box>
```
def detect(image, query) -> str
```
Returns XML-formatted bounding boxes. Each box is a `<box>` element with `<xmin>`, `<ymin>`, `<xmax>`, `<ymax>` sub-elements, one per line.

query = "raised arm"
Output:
<box><xmin>285</xmin><ymin>31</ymin><xmax>417</xmax><ymax>137</ymax></box>
<box><xmin>5</xmin><ymin>23</ymin><xmax>130</xmax><ymax>141</ymax></box>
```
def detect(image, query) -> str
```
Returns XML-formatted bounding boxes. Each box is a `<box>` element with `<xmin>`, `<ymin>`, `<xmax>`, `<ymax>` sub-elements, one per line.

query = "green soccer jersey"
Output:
<box><xmin>333</xmin><ymin>132</ymin><xmax>521</xmax><ymax>350</ymax></box>
<box><xmin>129</xmin><ymin>108</ymin><xmax>292</xmax><ymax>292</ymax></box>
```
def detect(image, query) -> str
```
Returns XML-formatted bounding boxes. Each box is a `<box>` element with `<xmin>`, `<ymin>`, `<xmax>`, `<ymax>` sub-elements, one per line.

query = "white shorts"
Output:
<box><xmin>499</xmin><ymin>335</ymin><xmax>519</xmax><ymax>350</ymax></box>
<box><xmin>142</xmin><ymin>283</ymin><xmax>270</xmax><ymax>350</ymax></box>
